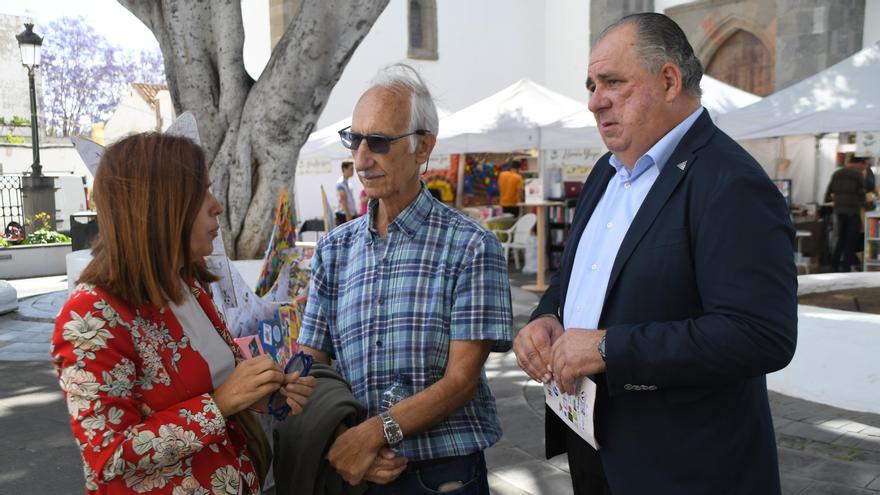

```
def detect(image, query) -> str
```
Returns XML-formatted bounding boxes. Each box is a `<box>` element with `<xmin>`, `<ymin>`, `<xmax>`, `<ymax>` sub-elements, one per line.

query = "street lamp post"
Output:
<box><xmin>16</xmin><ymin>23</ymin><xmax>43</xmax><ymax>178</ymax></box>
<box><xmin>15</xmin><ymin>22</ymin><xmax>55</xmax><ymax>232</ymax></box>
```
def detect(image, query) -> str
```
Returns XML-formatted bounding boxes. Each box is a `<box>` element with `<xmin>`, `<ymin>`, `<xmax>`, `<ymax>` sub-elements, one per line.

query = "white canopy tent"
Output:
<box><xmin>539</xmin><ymin>75</ymin><xmax>761</xmax><ymax>150</ymax></box>
<box><xmin>715</xmin><ymin>42</ymin><xmax>880</xmax><ymax>205</ymax></box>
<box><xmin>431</xmin><ymin>78</ymin><xmax>587</xmax><ymax>154</ymax></box>
<box><xmin>718</xmin><ymin>42</ymin><xmax>880</xmax><ymax>140</ymax></box>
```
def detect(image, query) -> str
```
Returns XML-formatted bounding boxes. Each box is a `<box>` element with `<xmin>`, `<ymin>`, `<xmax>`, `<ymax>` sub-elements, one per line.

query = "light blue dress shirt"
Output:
<box><xmin>563</xmin><ymin>107</ymin><xmax>704</xmax><ymax>329</ymax></box>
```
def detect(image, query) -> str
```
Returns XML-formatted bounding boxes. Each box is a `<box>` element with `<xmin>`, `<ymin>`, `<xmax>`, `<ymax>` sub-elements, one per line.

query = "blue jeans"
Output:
<box><xmin>366</xmin><ymin>451</ymin><xmax>489</xmax><ymax>495</ymax></box>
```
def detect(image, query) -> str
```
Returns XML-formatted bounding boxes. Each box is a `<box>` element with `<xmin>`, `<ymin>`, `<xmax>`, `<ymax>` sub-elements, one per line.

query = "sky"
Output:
<box><xmin>0</xmin><ymin>0</ymin><xmax>271</xmax><ymax>77</ymax></box>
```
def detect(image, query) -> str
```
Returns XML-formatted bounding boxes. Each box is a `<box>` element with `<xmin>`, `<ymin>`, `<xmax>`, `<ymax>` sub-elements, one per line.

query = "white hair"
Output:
<box><xmin>369</xmin><ymin>63</ymin><xmax>439</xmax><ymax>152</ymax></box>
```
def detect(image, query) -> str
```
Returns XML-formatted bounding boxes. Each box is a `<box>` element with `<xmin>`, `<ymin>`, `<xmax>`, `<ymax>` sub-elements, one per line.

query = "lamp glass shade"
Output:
<box><xmin>19</xmin><ymin>43</ymin><xmax>40</xmax><ymax>68</ymax></box>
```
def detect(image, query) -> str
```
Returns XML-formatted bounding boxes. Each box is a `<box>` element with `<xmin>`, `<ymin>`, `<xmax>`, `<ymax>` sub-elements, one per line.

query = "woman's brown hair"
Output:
<box><xmin>79</xmin><ymin>133</ymin><xmax>217</xmax><ymax>307</ymax></box>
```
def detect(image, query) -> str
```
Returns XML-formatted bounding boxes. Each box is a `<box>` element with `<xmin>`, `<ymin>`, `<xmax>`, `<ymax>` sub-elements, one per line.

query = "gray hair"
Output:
<box><xmin>369</xmin><ymin>63</ymin><xmax>439</xmax><ymax>152</ymax></box>
<box><xmin>598</xmin><ymin>12</ymin><xmax>703</xmax><ymax>99</ymax></box>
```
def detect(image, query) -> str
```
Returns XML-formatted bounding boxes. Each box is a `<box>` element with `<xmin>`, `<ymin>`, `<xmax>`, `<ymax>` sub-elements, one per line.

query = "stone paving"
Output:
<box><xmin>1</xmin><ymin>277</ymin><xmax>879</xmax><ymax>493</ymax></box>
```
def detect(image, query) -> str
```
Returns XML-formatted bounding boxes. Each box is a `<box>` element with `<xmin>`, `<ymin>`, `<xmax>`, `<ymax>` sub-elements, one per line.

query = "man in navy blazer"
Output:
<box><xmin>513</xmin><ymin>13</ymin><xmax>797</xmax><ymax>495</ymax></box>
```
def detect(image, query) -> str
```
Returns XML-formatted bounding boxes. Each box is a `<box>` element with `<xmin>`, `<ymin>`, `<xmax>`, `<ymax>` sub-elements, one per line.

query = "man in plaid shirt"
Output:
<box><xmin>296</xmin><ymin>64</ymin><xmax>512</xmax><ymax>494</ymax></box>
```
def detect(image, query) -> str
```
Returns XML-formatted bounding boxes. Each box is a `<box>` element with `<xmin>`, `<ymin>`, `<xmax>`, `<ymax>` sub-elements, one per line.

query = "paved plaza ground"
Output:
<box><xmin>1</xmin><ymin>274</ymin><xmax>879</xmax><ymax>494</ymax></box>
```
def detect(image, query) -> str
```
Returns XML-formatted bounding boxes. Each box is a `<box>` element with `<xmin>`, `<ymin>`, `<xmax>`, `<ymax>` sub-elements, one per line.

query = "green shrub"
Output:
<box><xmin>4</xmin><ymin>134</ymin><xmax>25</xmax><ymax>144</ymax></box>
<box><xmin>17</xmin><ymin>212</ymin><xmax>70</xmax><ymax>245</ymax></box>
<box><xmin>21</xmin><ymin>229</ymin><xmax>71</xmax><ymax>245</ymax></box>
<box><xmin>0</xmin><ymin>238</ymin><xmax>9</xmax><ymax>248</ymax></box>
<box><xmin>10</xmin><ymin>116</ymin><xmax>30</xmax><ymax>126</ymax></box>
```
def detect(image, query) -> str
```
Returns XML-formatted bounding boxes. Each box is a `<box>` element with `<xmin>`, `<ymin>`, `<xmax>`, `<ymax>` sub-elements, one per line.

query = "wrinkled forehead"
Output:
<box><xmin>352</xmin><ymin>87</ymin><xmax>411</xmax><ymax>134</ymax></box>
<box><xmin>590</xmin><ymin>23</ymin><xmax>638</xmax><ymax>68</ymax></box>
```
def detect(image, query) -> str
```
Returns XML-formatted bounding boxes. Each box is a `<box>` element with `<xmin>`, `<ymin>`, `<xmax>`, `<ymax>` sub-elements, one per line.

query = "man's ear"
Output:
<box><xmin>415</xmin><ymin>132</ymin><xmax>437</xmax><ymax>165</ymax></box>
<box><xmin>660</xmin><ymin>62</ymin><xmax>684</xmax><ymax>102</ymax></box>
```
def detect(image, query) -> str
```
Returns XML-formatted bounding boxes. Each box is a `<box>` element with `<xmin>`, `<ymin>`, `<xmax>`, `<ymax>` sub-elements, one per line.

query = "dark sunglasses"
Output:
<box><xmin>338</xmin><ymin>126</ymin><xmax>429</xmax><ymax>154</ymax></box>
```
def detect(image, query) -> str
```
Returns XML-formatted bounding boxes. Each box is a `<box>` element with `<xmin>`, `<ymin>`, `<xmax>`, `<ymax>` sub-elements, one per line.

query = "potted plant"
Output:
<box><xmin>0</xmin><ymin>212</ymin><xmax>72</xmax><ymax>278</ymax></box>
<box><xmin>20</xmin><ymin>212</ymin><xmax>71</xmax><ymax>245</ymax></box>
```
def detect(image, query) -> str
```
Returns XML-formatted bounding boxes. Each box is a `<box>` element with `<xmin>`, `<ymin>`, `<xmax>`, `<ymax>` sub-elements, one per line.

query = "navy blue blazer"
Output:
<box><xmin>532</xmin><ymin>111</ymin><xmax>798</xmax><ymax>494</ymax></box>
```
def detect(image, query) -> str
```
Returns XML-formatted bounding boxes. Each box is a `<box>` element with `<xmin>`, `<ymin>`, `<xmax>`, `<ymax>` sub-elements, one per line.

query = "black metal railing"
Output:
<box><xmin>0</xmin><ymin>174</ymin><xmax>24</xmax><ymax>231</ymax></box>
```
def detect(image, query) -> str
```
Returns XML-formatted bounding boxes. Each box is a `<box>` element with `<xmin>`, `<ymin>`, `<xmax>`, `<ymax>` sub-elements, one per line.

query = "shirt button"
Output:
<box><xmin>606</xmin><ymin>222</ymin><xmax>613</xmax><ymax>229</ymax></box>
<box><xmin>624</xmin><ymin>182</ymin><xmax>632</xmax><ymax>189</ymax></box>
<box><xmin>591</xmin><ymin>263</ymin><xmax>599</xmax><ymax>270</ymax></box>
<box><xmin>376</xmin><ymin>340</ymin><xmax>383</xmax><ymax>347</ymax></box>
<box><xmin>378</xmin><ymin>297</ymin><xmax>384</xmax><ymax>305</ymax></box>
<box><xmin>576</xmin><ymin>305</ymin><xmax>582</xmax><ymax>312</ymax></box>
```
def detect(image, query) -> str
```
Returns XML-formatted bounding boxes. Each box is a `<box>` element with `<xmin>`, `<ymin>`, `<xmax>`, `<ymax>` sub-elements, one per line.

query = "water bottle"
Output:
<box><xmin>381</xmin><ymin>379</ymin><xmax>408</xmax><ymax>411</ymax></box>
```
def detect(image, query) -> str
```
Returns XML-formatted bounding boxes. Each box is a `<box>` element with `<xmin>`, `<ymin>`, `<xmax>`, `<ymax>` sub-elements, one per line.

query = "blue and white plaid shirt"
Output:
<box><xmin>298</xmin><ymin>185</ymin><xmax>513</xmax><ymax>461</ymax></box>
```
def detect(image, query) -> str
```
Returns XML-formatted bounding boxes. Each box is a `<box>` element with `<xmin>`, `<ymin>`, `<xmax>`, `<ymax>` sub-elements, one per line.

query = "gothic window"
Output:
<box><xmin>408</xmin><ymin>0</ymin><xmax>438</xmax><ymax>60</ymax></box>
<box><xmin>706</xmin><ymin>29</ymin><xmax>774</xmax><ymax>96</ymax></box>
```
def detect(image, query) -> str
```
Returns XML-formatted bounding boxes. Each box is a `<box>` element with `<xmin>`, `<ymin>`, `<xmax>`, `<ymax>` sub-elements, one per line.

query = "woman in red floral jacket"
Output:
<box><xmin>52</xmin><ymin>133</ymin><xmax>314</xmax><ymax>494</ymax></box>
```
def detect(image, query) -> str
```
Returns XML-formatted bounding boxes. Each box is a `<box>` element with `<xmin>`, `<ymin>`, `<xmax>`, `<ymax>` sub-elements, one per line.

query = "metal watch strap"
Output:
<box><xmin>379</xmin><ymin>411</ymin><xmax>403</xmax><ymax>446</ymax></box>
<box><xmin>598</xmin><ymin>335</ymin><xmax>607</xmax><ymax>361</ymax></box>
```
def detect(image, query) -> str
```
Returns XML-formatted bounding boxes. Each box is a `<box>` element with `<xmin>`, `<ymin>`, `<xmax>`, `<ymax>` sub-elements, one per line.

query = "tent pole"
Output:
<box><xmin>813</xmin><ymin>133</ymin><xmax>825</xmax><ymax>204</ymax></box>
<box><xmin>455</xmin><ymin>153</ymin><xmax>466</xmax><ymax>209</ymax></box>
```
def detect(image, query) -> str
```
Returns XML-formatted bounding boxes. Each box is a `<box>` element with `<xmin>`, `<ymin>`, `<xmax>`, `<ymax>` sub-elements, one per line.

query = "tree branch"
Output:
<box><xmin>230</xmin><ymin>0</ymin><xmax>389</xmax><ymax>255</ymax></box>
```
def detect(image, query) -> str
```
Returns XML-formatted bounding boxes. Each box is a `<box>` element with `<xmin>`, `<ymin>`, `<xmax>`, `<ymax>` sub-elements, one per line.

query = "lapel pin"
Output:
<box><xmin>676</xmin><ymin>161</ymin><xmax>687</xmax><ymax>171</ymax></box>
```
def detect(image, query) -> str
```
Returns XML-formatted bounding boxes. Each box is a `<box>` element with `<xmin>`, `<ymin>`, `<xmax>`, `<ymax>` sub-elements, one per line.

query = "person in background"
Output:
<box><xmin>826</xmin><ymin>155</ymin><xmax>868</xmax><ymax>271</ymax></box>
<box><xmin>52</xmin><ymin>133</ymin><xmax>315</xmax><ymax>494</ymax></box>
<box><xmin>498</xmin><ymin>161</ymin><xmax>524</xmax><ymax>217</ymax></box>
<box><xmin>336</xmin><ymin>160</ymin><xmax>358</xmax><ymax>225</ymax></box>
<box><xmin>298</xmin><ymin>64</ymin><xmax>512</xmax><ymax>494</ymax></box>
<box><xmin>513</xmin><ymin>13</ymin><xmax>796</xmax><ymax>494</ymax></box>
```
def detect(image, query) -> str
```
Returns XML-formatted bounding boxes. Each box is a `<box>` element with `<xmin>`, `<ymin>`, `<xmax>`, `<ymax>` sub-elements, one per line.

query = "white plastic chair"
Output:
<box><xmin>494</xmin><ymin>213</ymin><xmax>537</xmax><ymax>269</ymax></box>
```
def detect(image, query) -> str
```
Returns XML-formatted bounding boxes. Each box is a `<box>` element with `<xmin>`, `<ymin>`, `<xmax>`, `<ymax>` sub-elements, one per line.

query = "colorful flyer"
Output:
<box><xmin>544</xmin><ymin>377</ymin><xmax>599</xmax><ymax>450</ymax></box>
<box><xmin>233</xmin><ymin>335</ymin><xmax>264</xmax><ymax>359</ymax></box>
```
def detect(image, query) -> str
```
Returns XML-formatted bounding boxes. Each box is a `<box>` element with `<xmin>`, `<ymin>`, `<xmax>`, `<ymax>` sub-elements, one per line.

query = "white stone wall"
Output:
<box><xmin>0</xmin><ymin>14</ymin><xmax>41</xmax><ymax>133</ymax></box>
<box><xmin>242</xmin><ymin>0</ymin><xmax>593</xmax><ymax>129</ymax></box>
<box><xmin>865</xmin><ymin>0</ymin><xmax>880</xmax><ymax>47</ymax></box>
<box><xmin>0</xmin><ymin>143</ymin><xmax>90</xmax><ymax>181</ymax></box>
<box><xmin>103</xmin><ymin>88</ymin><xmax>159</xmax><ymax>145</ymax></box>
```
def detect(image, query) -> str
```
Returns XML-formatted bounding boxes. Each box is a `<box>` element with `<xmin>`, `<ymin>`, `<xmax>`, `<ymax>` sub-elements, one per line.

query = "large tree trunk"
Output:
<box><xmin>118</xmin><ymin>0</ymin><xmax>389</xmax><ymax>258</ymax></box>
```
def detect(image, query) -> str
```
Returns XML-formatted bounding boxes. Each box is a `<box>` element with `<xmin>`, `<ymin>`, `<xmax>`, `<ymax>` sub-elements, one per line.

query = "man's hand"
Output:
<box><xmin>513</xmin><ymin>315</ymin><xmax>563</xmax><ymax>382</ymax></box>
<box><xmin>550</xmin><ymin>328</ymin><xmax>606</xmax><ymax>395</ymax></box>
<box><xmin>363</xmin><ymin>448</ymin><xmax>408</xmax><ymax>485</ymax></box>
<box><xmin>327</xmin><ymin>416</ymin><xmax>386</xmax><ymax>485</ymax></box>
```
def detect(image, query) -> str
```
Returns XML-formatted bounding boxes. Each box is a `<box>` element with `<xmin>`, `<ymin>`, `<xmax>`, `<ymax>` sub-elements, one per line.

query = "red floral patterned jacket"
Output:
<box><xmin>52</xmin><ymin>281</ymin><xmax>260</xmax><ymax>494</ymax></box>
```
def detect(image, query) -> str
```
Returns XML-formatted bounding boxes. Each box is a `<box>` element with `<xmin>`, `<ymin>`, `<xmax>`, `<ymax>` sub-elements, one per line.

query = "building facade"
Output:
<box><xmin>0</xmin><ymin>14</ymin><xmax>42</xmax><ymax>139</ymax></box>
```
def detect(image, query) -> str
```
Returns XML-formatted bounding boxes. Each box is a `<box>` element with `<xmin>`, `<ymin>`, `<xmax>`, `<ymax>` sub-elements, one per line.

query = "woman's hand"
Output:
<box><xmin>213</xmin><ymin>355</ymin><xmax>284</xmax><ymax>417</ymax></box>
<box><xmin>279</xmin><ymin>370</ymin><xmax>316</xmax><ymax>415</ymax></box>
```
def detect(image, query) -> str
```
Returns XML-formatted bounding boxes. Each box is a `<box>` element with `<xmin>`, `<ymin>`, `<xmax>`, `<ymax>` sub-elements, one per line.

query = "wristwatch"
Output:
<box><xmin>598</xmin><ymin>335</ymin><xmax>607</xmax><ymax>361</ymax></box>
<box><xmin>379</xmin><ymin>411</ymin><xmax>403</xmax><ymax>446</ymax></box>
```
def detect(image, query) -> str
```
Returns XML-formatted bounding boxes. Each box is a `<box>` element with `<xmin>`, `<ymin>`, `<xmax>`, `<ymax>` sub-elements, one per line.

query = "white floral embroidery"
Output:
<box><xmin>210</xmin><ymin>465</ymin><xmax>240</xmax><ymax>495</ymax></box>
<box><xmin>59</xmin><ymin>366</ymin><xmax>100</xmax><ymax>416</ymax></box>
<box><xmin>179</xmin><ymin>398</ymin><xmax>225</xmax><ymax>436</ymax></box>
<box><xmin>102</xmin><ymin>444</ymin><xmax>126</xmax><ymax>480</ymax></box>
<box><xmin>172</xmin><ymin>476</ymin><xmax>210</xmax><ymax>495</ymax></box>
<box><xmin>152</xmin><ymin>424</ymin><xmax>204</xmax><ymax>467</ymax></box>
<box><xmin>63</xmin><ymin>310</ymin><xmax>113</xmax><ymax>366</ymax></box>
<box><xmin>100</xmin><ymin>358</ymin><xmax>135</xmax><ymax>398</ymax></box>
<box><xmin>93</xmin><ymin>298</ymin><xmax>126</xmax><ymax>328</ymax></box>
<box><xmin>125</xmin><ymin>460</ymin><xmax>184</xmax><ymax>493</ymax></box>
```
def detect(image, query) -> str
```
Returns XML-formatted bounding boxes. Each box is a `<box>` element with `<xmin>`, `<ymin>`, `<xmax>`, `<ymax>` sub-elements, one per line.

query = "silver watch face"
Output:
<box><xmin>381</xmin><ymin>412</ymin><xmax>404</xmax><ymax>445</ymax></box>
<box><xmin>384</xmin><ymin>423</ymin><xmax>403</xmax><ymax>445</ymax></box>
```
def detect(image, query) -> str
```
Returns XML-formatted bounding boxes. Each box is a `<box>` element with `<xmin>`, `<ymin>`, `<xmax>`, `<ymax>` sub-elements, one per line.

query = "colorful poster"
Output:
<box><xmin>255</xmin><ymin>187</ymin><xmax>298</xmax><ymax>297</ymax></box>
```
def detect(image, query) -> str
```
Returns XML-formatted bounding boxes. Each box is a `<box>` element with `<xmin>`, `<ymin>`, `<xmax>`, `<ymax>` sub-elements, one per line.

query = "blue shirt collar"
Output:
<box><xmin>363</xmin><ymin>181</ymin><xmax>434</xmax><ymax>242</ymax></box>
<box><xmin>608</xmin><ymin>106</ymin><xmax>704</xmax><ymax>181</ymax></box>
